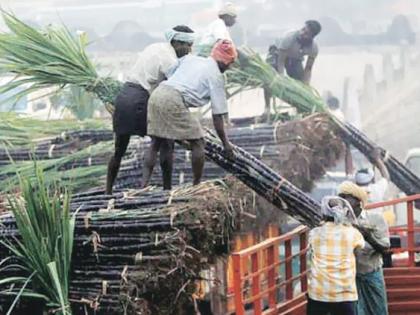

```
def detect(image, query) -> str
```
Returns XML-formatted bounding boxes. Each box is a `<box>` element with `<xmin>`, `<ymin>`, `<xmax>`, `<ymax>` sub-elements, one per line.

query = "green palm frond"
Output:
<box><xmin>1</xmin><ymin>165</ymin><xmax>75</xmax><ymax>314</ymax></box>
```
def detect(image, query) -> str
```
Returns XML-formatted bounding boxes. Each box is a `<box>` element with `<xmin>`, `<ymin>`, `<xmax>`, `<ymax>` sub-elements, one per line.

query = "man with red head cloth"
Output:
<box><xmin>142</xmin><ymin>40</ymin><xmax>237</xmax><ymax>190</ymax></box>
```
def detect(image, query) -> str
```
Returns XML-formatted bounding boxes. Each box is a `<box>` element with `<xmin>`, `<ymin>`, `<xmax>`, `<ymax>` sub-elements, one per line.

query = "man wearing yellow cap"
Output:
<box><xmin>338</xmin><ymin>181</ymin><xmax>390</xmax><ymax>315</ymax></box>
<box><xmin>194</xmin><ymin>2</ymin><xmax>238</xmax><ymax>56</ymax></box>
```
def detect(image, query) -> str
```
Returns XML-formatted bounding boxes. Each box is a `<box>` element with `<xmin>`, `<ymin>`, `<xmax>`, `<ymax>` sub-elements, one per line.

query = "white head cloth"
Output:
<box><xmin>164</xmin><ymin>29</ymin><xmax>195</xmax><ymax>44</ymax></box>
<box><xmin>321</xmin><ymin>196</ymin><xmax>357</xmax><ymax>225</ymax></box>
<box><xmin>218</xmin><ymin>2</ymin><xmax>237</xmax><ymax>17</ymax></box>
<box><xmin>355</xmin><ymin>168</ymin><xmax>374</xmax><ymax>185</ymax></box>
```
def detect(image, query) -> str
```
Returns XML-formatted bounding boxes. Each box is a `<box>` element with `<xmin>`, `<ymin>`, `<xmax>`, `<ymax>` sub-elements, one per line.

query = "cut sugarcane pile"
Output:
<box><xmin>0</xmin><ymin>114</ymin><xmax>343</xmax><ymax>196</ymax></box>
<box><xmin>0</xmin><ymin>179</ymin><xmax>268</xmax><ymax>315</ymax></box>
<box><xmin>0</xmin><ymin>141</ymin><xmax>387</xmax><ymax>314</ymax></box>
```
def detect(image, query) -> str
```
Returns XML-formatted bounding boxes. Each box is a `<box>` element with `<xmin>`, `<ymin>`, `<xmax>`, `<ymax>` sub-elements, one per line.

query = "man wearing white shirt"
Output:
<box><xmin>355</xmin><ymin>149</ymin><xmax>390</xmax><ymax>215</ymax></box>
<box><xmin>106</xmin><ymin>25</ymin><xmax>195</xmax><ymax>194</ymax></box>
<box><xmin>194</xmin><ymin>2</ymin><xmax>237</xmax><ymax>56</ymax></box>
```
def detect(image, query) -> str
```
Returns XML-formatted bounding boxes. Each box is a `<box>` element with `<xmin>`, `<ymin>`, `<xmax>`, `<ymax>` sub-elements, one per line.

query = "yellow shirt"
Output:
<box><xmin>308</xmin><ymin>222</ymin><xmax>365</xmax><ymax>302</ymax></box>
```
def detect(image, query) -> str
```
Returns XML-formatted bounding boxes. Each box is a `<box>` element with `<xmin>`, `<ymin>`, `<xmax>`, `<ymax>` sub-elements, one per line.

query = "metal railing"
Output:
<box><xmin>366</xmin><ymin>194</ymin><xmax>420</xmax><ymax>267</ymax></box>
<box><xmin>231</xmin><ymin>225</ymin><xmax>308</xmax><ymax>315</ymax></box>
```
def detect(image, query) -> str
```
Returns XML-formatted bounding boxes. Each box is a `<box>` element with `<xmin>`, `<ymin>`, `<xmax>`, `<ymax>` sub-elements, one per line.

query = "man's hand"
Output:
<box><xmin>223</xmin><ymin>141</ymin><xmax>235</xmax><ymax>159</ymax></box>
<box><xmin>371</xmin><ymin>147</ymin><xmax>382</xmax><ymax>162</ymax></box>
<box><xmin>371</xmin><ymin>147</ymin><xmax>390</xmax><ymax>180</ymax></box>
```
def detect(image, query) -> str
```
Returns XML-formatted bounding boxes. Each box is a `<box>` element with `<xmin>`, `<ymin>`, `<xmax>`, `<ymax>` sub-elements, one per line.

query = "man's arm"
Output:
<box><xmin>276</xmin><ymin>50</ymin><xmax>287</xmax><ymax>75</ymax></box>
<box><xmin>213</xmin><ymin>114</ymin><xmax>233</xmax><ymax>157</ymax></box>
<box><xmin>372</xmin><ymin>148</ymin><xmax>390</xmax><ymax>180</ymax></box>
<box><xmin>208</xmin><ymin>73</ymin><xmax>234</xmax><ymax>157</ymax></box>
<box><xmin>303</xmin><ymin>56</ymin><xmax>316</xmax><ymax>85</ymax></box>
<box><xmin>366</xmin><ymin>213</ymin><xmax>391</xmax><ymax>250</ymax></box>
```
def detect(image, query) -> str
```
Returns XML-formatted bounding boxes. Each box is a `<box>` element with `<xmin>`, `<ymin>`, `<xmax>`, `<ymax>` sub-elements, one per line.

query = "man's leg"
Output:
<box><xmin>331</xmin><ymin>301</ymin><xmax>356</xmax><ymax>315</ymax></box>
<box><xmin>306</xmin><ymin>297</ymin><xmax>330</xmax><ymax>315</ymax></box>
<box><xmin>106</xmin><ymin>134</ymin><xmax>130</xmax><ymax>194</ymax></box>
<box><xmin>142</xmin><ymin>136</ymin><xmax>163</xmax><ymax>188</ymax></box>
<box><xmin>159</xmin><ymin>139</ymin><xmax>174</xmax><ymax>190</ymax></box>
<box><xmin>190</xmin><ymin>139</ymin><xmax>205</xmax><ymax>185</ymax></box>
<box><xmin>263</xmin><ymin>87</ymin><xmax>272</xmax><ymax>123</ymax></box>
<box><xmin>285</xmin><ymin>58</ymin><xmax>305</xmax><ymax>82</ymax></box>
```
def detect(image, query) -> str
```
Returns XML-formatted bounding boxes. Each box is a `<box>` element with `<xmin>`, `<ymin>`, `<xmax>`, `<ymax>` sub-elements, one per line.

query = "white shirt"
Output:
<box><xmin>365</xmin><ymin>178</ymin><xmax>389</xmax><ymax>215</ymax></box>
<box><xmin>164</xmin><ymin>55</ymin><xmax>228</xmax><ymax>115</ymax></box>
<box><xmin>197</xmin><ymin>18</ymin><xmax>232</xmax><ymax>47</ymax></box>
<box><xmin>126</xmin><ymin>43</ymin><xmax>177</xmax><ymax>93</ymax></box>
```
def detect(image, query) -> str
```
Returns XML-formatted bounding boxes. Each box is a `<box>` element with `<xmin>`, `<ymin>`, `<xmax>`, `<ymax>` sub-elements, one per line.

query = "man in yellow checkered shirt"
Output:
<box><xmin>307</xmin><ymin>196</ymin><xmax>365</xmax><ymax>315</ymax></box>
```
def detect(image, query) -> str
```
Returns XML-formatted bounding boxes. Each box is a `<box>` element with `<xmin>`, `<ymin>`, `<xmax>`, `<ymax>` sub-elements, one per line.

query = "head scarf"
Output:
<box><xmin>338</xmin><ymin>181</ymin><xmax>369</xmax><ymax>207</ymax></box>
<box><xmin>218</xmin><ymin>2</ymin><xmax>237</xmax><ymax>17</ymax></box>
<box><xmin>321</xmin><ymin>196</ymin><xmax>357</xmax><ymax>225</ymax></box>
<box><xmin>211</xmin><ymin>40</ymin><xmax>238</xmax><ymax>65</ymax></box>
<box><xmin>355</xmin><ymin>168</ymin><xmax>374</xmax><ymax>186</ymax></box>
<box><xmin>165</xmin><ymin>29</ymin><xmax>195</xmax><ymax>45</ymax></box>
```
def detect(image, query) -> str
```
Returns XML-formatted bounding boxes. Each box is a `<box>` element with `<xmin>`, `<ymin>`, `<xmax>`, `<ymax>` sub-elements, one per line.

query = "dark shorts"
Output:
<box><xmin>265</xmin><ymin>45</ymin><xmax>304</xmax><ymax>82</ymax></box>
<box><xmin>113</xmin><ymin>82</ymin><xmax>149</xmax><ymax>136</ymax></box>
<box><xmin>307</xmin><ymin>297</ymin><xmax>356</xmax><ymax>315</ymax></box>
<box><xmin>285</xmin><ymin>57</ymin><xmax>304</xmax><ymax>81</ymax></box>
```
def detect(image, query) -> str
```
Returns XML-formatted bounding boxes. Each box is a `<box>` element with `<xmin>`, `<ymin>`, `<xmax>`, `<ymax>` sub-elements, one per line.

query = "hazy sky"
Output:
<box><xmin>0</xmin><ymin>0</ymin><xmax>418</xmax><ymax>36</ymax></box>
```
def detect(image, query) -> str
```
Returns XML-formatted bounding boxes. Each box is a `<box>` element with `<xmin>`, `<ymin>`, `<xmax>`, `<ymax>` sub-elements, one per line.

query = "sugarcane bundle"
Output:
<box><xmin>0</xmin><ymin>142</ymin><xmax>113</xmax><ymax>192</ymax></box>
<box><xmin>333</xmin><ymin>116</ymin><xmax>420</xmax><ymax>195</ymax></box>
<box><xmin>0</xmin><ymin>178</ymin><xmax>257</xmax><ymax>314</ymax></box>
<box><xmin>226</xmin><ymin>48</ymin><xmax>325</xmax><ymax>114</ymax></box>
<box><xmin>203</xmin><ymin>133</ymin><xmax>388</xmax><ymax>253</ymax></box>
<box><xmin>0</xmin><ymin>112</ymin><xmax>110</xmax><ymax>148</ymax></box>
<box><xmin>0</xmin><ymin>129</ymin><xmax>113</xmax><ymax>163</ymax></box>
<box><xmin>0</xmin><ymin>13</ymin><xmax>121</xmax><ymax>114</ymax></box>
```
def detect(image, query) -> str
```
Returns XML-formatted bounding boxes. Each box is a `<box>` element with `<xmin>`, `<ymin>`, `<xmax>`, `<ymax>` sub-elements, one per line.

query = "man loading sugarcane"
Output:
<box><xmin>106</xmin><ymin>25</ymin><xmax>195</xmax><ymax>194</ymax></box>
<box><xmin>338</xmin><ymin>181</ymin><xmax>390</xmax><ymax>315</ymax></box>
<box><xmin>307</xmin><ymin>196</ymin><xmax>364</xmax><ymax>315</ymax></box>
<box><xmin>264</xmin><ymin>20</ymin><xmax>322</xmax><ymax>120</ymax></box>
<box><xmin>355</xmin><ymin>149</ymin><xmax>390</xmax><ymax>215</ymax></box>
<box><xmin>142</xmin><ymin>40</ymin><xmax>237</xmax><ymax>190</ymax></box>
<box><xmin>194</xmin><ymin>2</ymin><xmax>237</xmax><ymax>57</ymax></box>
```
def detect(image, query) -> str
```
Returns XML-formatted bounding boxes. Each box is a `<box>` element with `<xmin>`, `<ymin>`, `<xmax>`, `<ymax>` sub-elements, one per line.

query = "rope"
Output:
<box><xmin>384</xmin><ymin>150</ymin><xmax>390</xmax><ymax>162</ymax></box>
<box><xmin>121</xmin><ymin>265</ymin><xmax>129</xmax><ymax>284</ymax></box>
<box><xmin>84</xmin><ymin>212</ymin><xmax>92</xmax><ymax>229</ymax></box>
<box><xmin>271</xmin><ymin>178</ymin><xmax>286</xmax><ymax>200</ymax></box>
<box><xmin>135</xmin><ymin>252</ymin><xmax>143</xmax><ymax>263</ymax></box>
<box><xmin>102</xmin><ymin>280</ymin><xmax>108</xmax><ymax>295</ymax></box>
<box><xmin>273</xmin><ymin>120</ymin><xmax>282</xmax><ymax>143</ymax></box>
<box><xmin>259</xmin><ymin>145</ymin><xmax>266</xmax><ymax>159</ymax></box>
<box><xmin>48</xmin><ymin>144</ymin><xmax>55</xmax><ymax>158</ymax></box>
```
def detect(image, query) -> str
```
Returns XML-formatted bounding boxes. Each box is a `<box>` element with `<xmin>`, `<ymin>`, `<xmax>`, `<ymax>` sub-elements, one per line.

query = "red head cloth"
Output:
<box><xmin>211</xmin><ymin>40</ymin><xmax>238</xmax><ymax>66</ymax></box>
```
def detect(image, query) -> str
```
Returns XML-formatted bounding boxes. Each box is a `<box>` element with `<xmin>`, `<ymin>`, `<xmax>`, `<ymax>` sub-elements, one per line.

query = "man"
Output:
<box><xmin>326</xmin><ymin>94</ymin><xmax>345</xmax><ymax>121</ymax></box>
<box><xmin>264</xmin><ymin>21</ymin><xmax>322</xmax><ymax>119</ymax></box>
<box><xmin>339</xmin><ymin>181</ymin><xmax>390</xmax><ymax>315</ymax></box>
<box><xmin>194</xmin><ymin>2</ymin><xmax>237</xmax><ymax>57</ymax></box>
<box><xmin>105</xmin><ymin>25</ymin><xmax>195</xmax><ymax>194</ymax></box>
<box><xmin>308</xmin><ymin>196</ymin><xmax>364</xmax><ymax>315</ymax></box>
<box><xmin>142</xmin><ymin>40</ymin><xmax>237</xmax><ymax>190</ymax></box>
<box><xmin>355</xmin><ymin>149</ymin><xmax>390</xmax><ymax>207</ymax></box>
<box><xmin>276</xmin><ymin>20</ymin><xmax>321</xmax><ymax>83</ymax></box>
